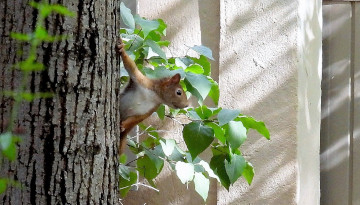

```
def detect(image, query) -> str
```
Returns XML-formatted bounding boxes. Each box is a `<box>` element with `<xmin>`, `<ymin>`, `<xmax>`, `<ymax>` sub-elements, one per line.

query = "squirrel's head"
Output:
<box><xmin>159</xmin><ymin>73</ymin><xmax>189</xmax><ymax>109</ymax></box>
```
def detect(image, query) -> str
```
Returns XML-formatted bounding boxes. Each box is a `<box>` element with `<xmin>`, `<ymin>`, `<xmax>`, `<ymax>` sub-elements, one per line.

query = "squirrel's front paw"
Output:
<box><xmin>120</xmin><ymin>124</ymin><xmax>125</xmax><ymax>132</ymax></box>
<box><xmin>115</xmin><ymin>39</ymin><xmax>124</xmax><ymax>54</ymax></box>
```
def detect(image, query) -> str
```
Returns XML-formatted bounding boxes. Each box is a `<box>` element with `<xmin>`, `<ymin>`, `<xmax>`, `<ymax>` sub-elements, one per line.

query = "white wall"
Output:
<box><xmin>218</xmin><ymin>0</ymin><xmax>298</xmax><ymax>204</ymax></box>
<box><xmin>297</xmin><ymin>0</ymin><xmax>321</xmax><ymax>204</ymax></box>
<box><xmin>122</xmin><ymin>0</ymin><xmax>322</xmax><ymax>204</ymax></box>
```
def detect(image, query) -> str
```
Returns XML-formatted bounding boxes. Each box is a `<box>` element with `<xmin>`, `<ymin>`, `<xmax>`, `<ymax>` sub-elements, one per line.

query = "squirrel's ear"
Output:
<box><xmin>170</xmin><ymin>73</ymin><xmax>181</xmax><ymax>84</ymax></box>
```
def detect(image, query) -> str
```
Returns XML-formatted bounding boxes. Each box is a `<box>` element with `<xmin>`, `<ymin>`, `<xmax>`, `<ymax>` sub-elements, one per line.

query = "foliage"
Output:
<box><xmin>119</xmin><ymin>3</ymin><xmax>270</xmax><ymax>202</ymax></box>
<box><xmin>0</xmin><ymin>1</ymin><xmax>74</xmax><ymax>194</ymax></box>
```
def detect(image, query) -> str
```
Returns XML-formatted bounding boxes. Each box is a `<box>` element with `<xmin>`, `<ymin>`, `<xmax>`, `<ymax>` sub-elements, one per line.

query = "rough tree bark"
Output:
<box><xmin>0</xmin><ymin>0</ymin><xmax>121</xmax><ymax>204</ymax></box>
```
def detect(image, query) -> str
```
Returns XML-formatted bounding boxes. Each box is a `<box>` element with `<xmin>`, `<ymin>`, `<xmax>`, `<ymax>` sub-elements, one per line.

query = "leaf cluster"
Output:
<box><xmin>119</xmin><ymin>3</ymin><xmax>270</xmax><ymax>202</ymax></box>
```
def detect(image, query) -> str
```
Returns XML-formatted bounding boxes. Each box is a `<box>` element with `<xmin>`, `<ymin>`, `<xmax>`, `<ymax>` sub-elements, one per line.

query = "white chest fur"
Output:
<box><xmin>120</xmin><ymin>84</ymin><xmax>161</xmax><ymax>119</ymax></box>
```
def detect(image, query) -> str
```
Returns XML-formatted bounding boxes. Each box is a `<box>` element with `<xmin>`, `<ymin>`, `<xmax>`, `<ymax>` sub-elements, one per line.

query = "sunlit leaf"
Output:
<box><xmin>243</xmin><ymin>162</ymin><xmax>255</xmax><ymax>185</ymax></box>
<box><xmin>175</xmin><ymin>162</ymin><xmax>194</xmax><ymax>184</ymax></box>
<box><xmin>157</xmin><ymin>19</ymin><xmax>167</xmax><ymax>36</ymax></box>
<box><xmin>190</xmin><ymin>45</ymin><xmax>214</xmax><ymax>60</ymax></box>
<box><xmin>191</xmin><ymin>55</ymin><xmax>211</xmax><ymax>76</ymax></box>
<box><xmin>185</xmin><ymin>64</ymin><xmax>204</xmax><ymax>74</ymax></box>
<box><xmin>119</xmin><ymin>154</ymin><xmax>127</xmax><ymax>164</ymax></box>
<box><xmin>134</xmin><ymin>15</ymin><xmax>160</xmax><ymax>38</ymax></box>
<box><xmin>198</xmin><ymin>160</ymin><xmax>220</xmax><ymax>182</ymax></box>
<box><xmin>237</xmin><ymin>116</ymin><xmax>270</xmax><ymax>140</ymax></box>
<box><xmin>144</xmin><ymin>39</ymin><xmax>166</xmax><ymax>60</ymax></box>
<box><xmin>226</xmin><ymin>121</ymin><xmax>247</xmax><ymax>150</ymax></box>
<box><xmin>217</xmin><ymin>109</ymin><xmax>241</xmax><ymax>126</ymax></box>
<box><xmin>194</xmin><ymin>105</ymin><xmax>212</xmax><ymax>120</ymax></box>
<box><xmin>185</xmin><ymin>72</ymin><xmax>212</xmax><ymax>102</ymax></box>
<box><xmin>194</xmin><ymin>173</ymin><xmax>209</xmax><ymax>201</ymax></box>
<box><xmin>208</xmin><ymin>79</ymin><xmax>219</xmax><ymax>106</ymax></box>
<box><xmin>160</xmin><ymin>139</ymin><xmax>176</xmax><ymax>157</ymax></box>
<box><xmin>120</xmin><ymin>2</ymin><xmax>135</xmax><ymax>29</ymax></box>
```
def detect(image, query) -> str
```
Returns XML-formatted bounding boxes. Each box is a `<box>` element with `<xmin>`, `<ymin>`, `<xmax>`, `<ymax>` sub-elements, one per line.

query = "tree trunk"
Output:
<box><xmin>0</xmin><ymin>0</ymin><xmax>121</xmax><ymax>204</ymax></box>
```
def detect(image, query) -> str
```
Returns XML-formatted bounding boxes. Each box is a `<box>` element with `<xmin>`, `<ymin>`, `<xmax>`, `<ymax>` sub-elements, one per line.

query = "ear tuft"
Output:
<box><xmin>170</xmin><ymin>73</ymin><xmax>181</xmax><ymax>84</ymax></box>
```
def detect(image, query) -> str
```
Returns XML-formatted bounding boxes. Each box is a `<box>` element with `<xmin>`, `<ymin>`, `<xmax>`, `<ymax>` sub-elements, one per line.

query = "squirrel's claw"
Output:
<box><xmin>115</xmin><ymin>38</ymin><xmax>124</xmax><ymax>55</ymax></box>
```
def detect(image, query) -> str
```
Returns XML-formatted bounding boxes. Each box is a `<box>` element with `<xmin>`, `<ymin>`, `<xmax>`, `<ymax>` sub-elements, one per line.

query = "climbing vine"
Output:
<box><xmin>119</xmin><ymin>3</ymin><xmax>270</xmax><ymax>201</ymax></box>
<box><xmin>0</xmin><ymin>1</ymin><xmax>74</xmax><ymax>193</ymax></box>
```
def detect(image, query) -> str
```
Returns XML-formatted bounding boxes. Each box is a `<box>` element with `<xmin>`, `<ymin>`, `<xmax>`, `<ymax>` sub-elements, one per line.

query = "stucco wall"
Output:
<box><xmin>121</xmin><ymin>0</ymin><xmax>321</xmax><ymax>204</ymax></box>
<box><xmin>297</xmin><ymin>0</ymin><xmax>321</xmax><ymax>204</ymax></box>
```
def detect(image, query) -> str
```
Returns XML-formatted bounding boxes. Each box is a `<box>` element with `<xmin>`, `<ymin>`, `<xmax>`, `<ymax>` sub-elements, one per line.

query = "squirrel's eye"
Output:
<box><xmin>176</xmin><ymin>89</ymin><xmax>182</xmax><ymax>96</ymax></box>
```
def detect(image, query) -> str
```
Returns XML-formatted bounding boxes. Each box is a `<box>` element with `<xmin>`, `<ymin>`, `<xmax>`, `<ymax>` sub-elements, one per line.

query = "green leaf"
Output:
<box><xmin>119</xmin><ymin>154</ymin><xmax>127</xmax><ymax>164</ymax></box>
<box><xmin>175</xmin><ymin>58</ymin><xmax>188</xmax><ymax>69</ymax></box>
<box><xmin>226</xmin><ymin>121</ymin><xmax>247</xmax><ymax>150</ymax></box>
<box><xmin>194</xmin><ymin>173</ymin><xmax>209</xmax><ymax>201</ymax></box>
<box><xmin>157</xmin><ymin>19</ymin><xmax>167</xmax><ymax>36</ymax></box>
<box><xmin>225</xmin><ymin>153</ymin><xmax>246</xmax><ymax>185</ymax></box>
<box><xmin>175</xmin><ymin>161</ymin><xmax>194</xmax><ymax>184</ymax></box>
<box><xmin>185</xmin><ymin>72</ymin><xmax>212</xmax><ymax>102</ymax></box>
<box><xmin>168</xmin><ymin>145</ymin><xmax>186</xmax><ymax>162</ymax></box>
<box><xmin>120</xmin><ymin>2</ymin><xmax>135</xmax><ymax>29</ymax></box>
<box><xmin>183</xmin><ymin>122</ymin><xmax>214</xmax><ymax>159</ymax></box>
<box><xmin>119</xmin><ymin>164</ymin><xmax>130</xmax><ymax>181</ymax></box>
<box><xmin>190</xmin><ymin>45</ymin><xmax>214</xmax><ymax>60</ymax></box>
<box><xmin>3</xmin><ymin>143</ymin><xmax>16</xmax><ymax>161</ymax></box>
<box><xmin>198</xmin><ymin>160</ymin><xmax>220</xmax><ymax>182</ymax></box>
<box><xmin>157</xmin><ymin>40</ymin><xmax>170</xmax><ymax>47</ymax></box>
<box><xmin>143</xmin><ymin>66</ymin><xmax>184</xmax><ymax>79</ymax></box>
<box><xmin>0</xmin><ymin>132</ymin><xmax>12</xmax><ymax>151</ymax></box>
<box><xmin>121</xmin><ymin>34</ymin><xmax>144</xmax><ymax>52</ymax></box>
<box><xmin>210</xmin><ymin>155</ymin><xmax>230</xmax><ymax>190</ymax></box>
<box><xmin>243</xmin><ymin>162</ymin><xmax>255</xmax><ymax>185</ymax></box>
<box><xmin>51</xmin><ymin>4</ymin><xmax>76</xmax><ymax>17</ymax></box>
<box><xmin>156</xmin><ymin>104</ymin><xmax>165</xmax><ymax>120</ymax></box>
<box><xmin>0</xmin><ymin>178</ymin><xmax>8</xmax><ymax>194</ymax></box>
<box><xmin>137</xmin><ymin>155</ymin><xmax>161</xmax><ymax>181</ymax></box>
<box><xmin>217</xmin><ymin>109</ymin><xmax>241</xmax><ymax>126</ymax></box>
<box><xmin>39</xmin><ymin>5</ymin><xmax>52</xmax><ymax>18</ymax></box>
<box><xmin>18</xmin><ymin>59</ymin><xmax>45</xmax><ymax>71</ymax></box>
<box><xmin>134</xmin><ymin>15</ymin><xmax>160</xmax><ymax>38</ymax></box>
<box><xmin>119</xmin><ymin>171</ymin><xmax>137</xmax><ymax>197</ymax></box>
<box><xmin>194</xmin><ymin>105</ymin><xmax>213</xmax><ymax>120</ymax></box>
<box><xmin>10</xmin><ymin>32</ymin><xmax>31</xmax><ymax>41</ymax></box>
<box><xmin>185</xmin><ymin>65</ymin><xmax>204</xmax><ymax>74</ymax></box>
<box><xmin>237</xmin><ymin>116</ymin><xmax>270</xmax><ymax>140</ymax></box>
<box><xmin>35</xmin><ymin>26</ymin><xmax>49</xmax><ymax>40</ymax></box>
<box><xmin>144</xmin><ymin>145</ymin><xmax>165</xmax><ymax>173</ymax></box>
<box><xmin>191</xmin><ymin>55</ymin><xmax>211</xmax><ymax>76</ymax></box>
<box><xmin>205</xmin><ymin>122</ymin><xmax>225</xmax><ymax>144</ymax></box>
<box><xmin>187</xmin><ymin>110</ymin><xmax>202</xmax><ymax>121</ymax></box>
<box><xmin>160</xmin><ymin>139</ymin><xmax>176</xmax><ymax>157</ymax></box>
<box><xmin>144</xmin><ymin>39</ymin><xmax>167</xmax><ymax>60</ymax></box>
<box><xmin>208</xmin><ymin>79</ymin><xmax>220</xmax><ymax>106</ymax></box>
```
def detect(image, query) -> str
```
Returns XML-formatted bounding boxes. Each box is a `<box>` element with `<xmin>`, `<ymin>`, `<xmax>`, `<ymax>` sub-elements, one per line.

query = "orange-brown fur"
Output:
<box><xmin>116</xmin><ymin>38</ymin><xmax>189</xmax><ymax>154</ymax></box>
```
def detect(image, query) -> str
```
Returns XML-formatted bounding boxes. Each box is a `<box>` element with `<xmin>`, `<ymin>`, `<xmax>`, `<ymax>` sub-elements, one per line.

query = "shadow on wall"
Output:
<box><xmin>320</xmin><ymin>2</ymin><xmax>360</xmax><ymax>204</ymax></box>
<box><xmin>215</xmin><ymin>0</ymin><xmax>302</xmax><ymax>204</ymax></box>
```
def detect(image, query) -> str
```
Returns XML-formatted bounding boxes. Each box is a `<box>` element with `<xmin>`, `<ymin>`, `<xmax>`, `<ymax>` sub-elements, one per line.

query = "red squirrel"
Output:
<box><xmin>116</xmin><ymin>37</ymin><xmax>189</xmax><ymax>154</ymax></box>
